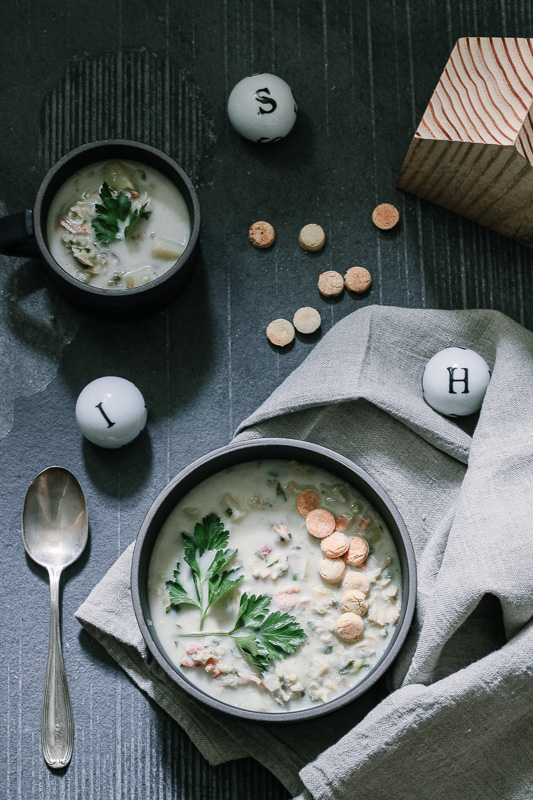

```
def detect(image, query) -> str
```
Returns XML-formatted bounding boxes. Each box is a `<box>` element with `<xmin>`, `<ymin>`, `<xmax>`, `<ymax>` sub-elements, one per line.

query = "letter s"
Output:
<box><xmin>255</xmin><ymin>87</ymin><xmax>277</xmax><ymax>115</ymax></box>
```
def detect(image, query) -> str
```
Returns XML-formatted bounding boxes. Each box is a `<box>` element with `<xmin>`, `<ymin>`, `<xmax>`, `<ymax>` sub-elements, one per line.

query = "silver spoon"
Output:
<box><xmin>22</xmin><ymin>467</ymin><xmax>88</xmax><ymax>769</ymax></box>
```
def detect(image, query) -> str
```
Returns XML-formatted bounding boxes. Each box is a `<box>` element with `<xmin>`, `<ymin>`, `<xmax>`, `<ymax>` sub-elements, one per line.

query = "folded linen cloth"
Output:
<box><xmin>76</xmin><ymin>306</ymin><xmax>533</xmax><ymax>800</ymax></box>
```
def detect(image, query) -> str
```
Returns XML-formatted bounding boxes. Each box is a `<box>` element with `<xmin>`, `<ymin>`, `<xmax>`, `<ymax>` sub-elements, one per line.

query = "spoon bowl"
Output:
<box><xmin>22</xmin><ymin>467</ymin><xmax>88</xmax><ymax>769</ymax></box>
<box><xmin>22</xmin><ymin>467</ymin><xmax>88</xmax><ymax>569</ymax></box>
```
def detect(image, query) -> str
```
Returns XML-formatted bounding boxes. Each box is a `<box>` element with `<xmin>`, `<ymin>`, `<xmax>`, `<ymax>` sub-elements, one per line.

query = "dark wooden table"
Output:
<box><xmin>1</xmin><ymin>2</ymin><xmax>532</xmax><ymax>798</ymax></box>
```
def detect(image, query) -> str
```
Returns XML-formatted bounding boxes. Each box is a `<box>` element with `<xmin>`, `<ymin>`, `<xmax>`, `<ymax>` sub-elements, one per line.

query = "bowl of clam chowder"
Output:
<box><xmin>131</xmin><ymin>439</ymin><xmax>416</xmax><ymax>722</ymax></box>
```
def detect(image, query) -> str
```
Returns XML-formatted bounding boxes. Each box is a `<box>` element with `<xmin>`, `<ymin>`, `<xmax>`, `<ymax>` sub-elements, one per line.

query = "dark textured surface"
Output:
<box><xmin>1</xmin><ymin>2</ymin><xmax>532</xmax><ymax>798</ymax></box>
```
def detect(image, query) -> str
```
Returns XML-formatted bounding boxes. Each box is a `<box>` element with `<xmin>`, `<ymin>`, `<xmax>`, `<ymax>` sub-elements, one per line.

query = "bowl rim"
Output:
<box><xmin>33</xmin><ymin>138</ymin><xmax>201</xmax><ymax>300</ymax></box>
<box><xmin>131</xmin><ymin>437</ymin><xmax>417</xmax><ymax>723</ymax></box>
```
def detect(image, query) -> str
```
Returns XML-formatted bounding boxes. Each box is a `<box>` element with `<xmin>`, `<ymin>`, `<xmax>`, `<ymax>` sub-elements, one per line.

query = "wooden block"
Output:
<box><xmin>397</xmin><ymin>37</ymin><xmax>533</xmax><ymax>247</ymax></box>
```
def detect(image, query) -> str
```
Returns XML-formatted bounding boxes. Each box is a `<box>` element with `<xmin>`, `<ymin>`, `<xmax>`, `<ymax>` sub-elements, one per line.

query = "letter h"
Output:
<box><xmin>447</xmin><ymin>366</ymin><xmax>469</xmax><ymax>394</ymax></box>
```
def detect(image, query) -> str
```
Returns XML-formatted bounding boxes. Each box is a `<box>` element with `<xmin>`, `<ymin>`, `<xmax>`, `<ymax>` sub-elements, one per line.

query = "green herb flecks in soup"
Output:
<box><xmin>148</xmin><ymin>459</ymin><xmax>403</xmax><ymax>714</ymax></box>
<box><xmin>165</xmin><ymin>513</ymin><xmax>307</xmax><ymax>676</ymax></box>
<box><xmin>47</xmin><ymin>160</ymin><xmax>190</xmax><ymax>290</ymax></box>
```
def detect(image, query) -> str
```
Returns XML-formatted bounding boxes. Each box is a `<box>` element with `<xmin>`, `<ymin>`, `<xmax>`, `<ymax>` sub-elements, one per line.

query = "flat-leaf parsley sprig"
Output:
<box><xmin>179</xmin><ymin>592</ymin><xmax>307</xmax><ymax>676</ymax></box>
<box><xmin>165</xmin><ymin>514</ymin><xmax>244</xmax><ymax>630</ymax></box>
<box><xmin>92</xmin><ymin>182</ymin><xmax>147</xmax><ymax>245</ymax></box>
<box><xmin>166</xmin><ymin>513</ymin><xmax>307</xmax><ymax>674</ymax></box>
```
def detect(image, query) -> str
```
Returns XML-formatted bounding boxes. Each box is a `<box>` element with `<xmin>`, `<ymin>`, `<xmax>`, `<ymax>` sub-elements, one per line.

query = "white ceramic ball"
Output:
<box><xmin>227</xmin><ymin>73</ymin><xmax>297</xmax><ymax>143</ymax></box>
<box><xmin>76</xmin><ymin>376</ymin><xmax>147</xmax><ymax>448</ymax></box>
<box><xmin>422</xmin><ymin>347</ymin><xmax>491</xmax><ymax>417</ymax></box>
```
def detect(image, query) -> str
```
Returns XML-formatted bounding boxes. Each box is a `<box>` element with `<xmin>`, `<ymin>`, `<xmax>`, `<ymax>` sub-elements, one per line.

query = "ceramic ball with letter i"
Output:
<box><xmin>422</xmin><ymin>347</ymin><xmax>491</xmax><ymax>417</ymax></box>
<box><xmin>227</xmin><ymin>73</ymin><xmax>297</xmax><ymax>143</ymax></box>
<box><xmin>76</xmin><ymin>376</ymin><xmax>147</xmax><ymax>448</ymax></box>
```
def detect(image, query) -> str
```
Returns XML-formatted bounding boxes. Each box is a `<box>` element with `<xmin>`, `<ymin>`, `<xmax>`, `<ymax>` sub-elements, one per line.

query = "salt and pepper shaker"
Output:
<box><xmin>422</xmin><ymin>347</ymin><xmax>491</xmax><ymax>417</ymax></box>
<box><xmin>75</xmin><ymin>376</ymin><xmax>147</xmax><ymax>448</ymax></box>
<box><xmin>227</xmin><ymin>73</ymin><xmax>297</xmax><ymax>143</ymax></box>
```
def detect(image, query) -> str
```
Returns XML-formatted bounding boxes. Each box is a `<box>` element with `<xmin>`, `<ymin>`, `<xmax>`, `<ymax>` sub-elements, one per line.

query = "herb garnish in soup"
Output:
<box><xmin>46</xmin><ymin>160</ymin><xmax>190</xmax><ymax>289</ymax></box>
<box><xmin>148</xmin><ymin>459</ymin><xmax>403</xmax><ymax>714</ymax></box>
<box><xmin>165</xmin><ymin>513</ymin><xmax>307</xmax><ymax>675</ymax></box>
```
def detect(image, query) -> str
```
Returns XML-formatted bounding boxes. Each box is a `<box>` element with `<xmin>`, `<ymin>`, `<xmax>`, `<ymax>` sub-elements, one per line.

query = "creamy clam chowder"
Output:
<box><xmin>47</xmin><ymin>159</ymin><xmax>190</xmax><ymax>289</ymax></box>
<box><xmin>148</xmin><ymin>459</ymin><xmax>402</xmax><ymax>713</ymax></box>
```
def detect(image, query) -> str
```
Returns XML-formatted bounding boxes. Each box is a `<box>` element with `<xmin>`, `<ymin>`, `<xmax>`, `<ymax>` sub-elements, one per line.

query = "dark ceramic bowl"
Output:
<box><xmin>131</xmin><ymin>438</ymin><xmax>416</xmax><ymax>723</ymax></box>
<box><xmin>0</xmin><ymin>139</ymin><xmax>200</xmax><ymax>317</ymax></box>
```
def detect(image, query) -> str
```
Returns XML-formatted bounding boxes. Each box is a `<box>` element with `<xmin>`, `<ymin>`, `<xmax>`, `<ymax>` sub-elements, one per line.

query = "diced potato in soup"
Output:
<box><xmin>148</xmin><ymin>459</ymin><xmax>403</xmax><ymax>714</ymax></box>
<box><xmin>46</xmin><ymin>160</ymin><xmax>190</xmax><ymax>289</ymax></box>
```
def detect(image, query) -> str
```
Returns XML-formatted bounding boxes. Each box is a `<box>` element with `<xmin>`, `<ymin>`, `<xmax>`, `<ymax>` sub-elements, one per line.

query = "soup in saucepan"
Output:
<box><xmin>46</xmin><ymin>160</ymin><xmax>190</xmax><ymax>289</ymax></box>
<box><xmin>148</xmin><ymin>459</ymin><xmax>403</xmax><ymax>714</ymax></box>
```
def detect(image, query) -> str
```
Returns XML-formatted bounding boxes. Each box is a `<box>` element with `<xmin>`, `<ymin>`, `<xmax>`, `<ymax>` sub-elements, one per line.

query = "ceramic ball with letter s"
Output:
<box><xmin>227</xmin><ymin>73</ymin><xmax>297</xmax><ymax>143</ymax></box>
<box><xmin>422</xmin><ymin>347</ymin><xmax>491</xmax><ymax>417</ymax></box>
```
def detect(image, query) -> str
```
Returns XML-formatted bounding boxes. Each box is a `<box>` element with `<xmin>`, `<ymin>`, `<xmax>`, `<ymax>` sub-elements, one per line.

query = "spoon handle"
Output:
<box><xmin>42</xmin><ymin>570</ymin><xmax>73</xmax><ymax>768</ymax></box>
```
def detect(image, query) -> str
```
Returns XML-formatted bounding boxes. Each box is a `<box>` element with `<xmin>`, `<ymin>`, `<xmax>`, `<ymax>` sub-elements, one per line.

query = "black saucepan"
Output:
<box><xmin>131</xmin><ymin>438</ymin><xmax>417</xmax><ymax>724</ymax></box>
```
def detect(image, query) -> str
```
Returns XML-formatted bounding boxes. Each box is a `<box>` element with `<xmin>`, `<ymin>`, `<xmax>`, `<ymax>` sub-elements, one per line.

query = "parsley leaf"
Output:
<box><xmin>191</xmin><ymin>513</ymin><xmax>230</xmax><ymax>555</ymax></box>
<box><xmin>233</xmin><ymin>593</ymin><xmax>271</xmax><ymax>630</ymax></box>
<box><xmin>229</xmin><ymin>593</ymin><xmax>307</xmax><ymax>675</ymax></box>
<box><xmin>231</xmin><ymin>630</ymin><xmax>271</xmax><ymax>676</ymax></box>
<box><xmin>92</xmin><ymin>182</ymin><xmax>132</xmax><ymax>244</ymax></box>
<box><xmin>171</xmin><ymin>518</ymin><xmax>306</xmax><ymax>675</ymax></box>
<box><xmin>124</xmin><ymin>202</ymin><xmax>148</xmax><ymax>238</ymax></box>
<box><xmin>207</xmin><ymin>566</ymin><xmax>243</xmax><ymax>609</ymax></box>
<box><xmin>205</xmin><ymin>546</ymin><xmax>239</xmax><ymax>582</ymax></box>
<box><xmin>91</xmin><ymin>183</ymin><xmax>147</xmax><ymax>245</ymax></box>
<box><xmin>251</xmin><ymin>609</ymin><xmax>307</xmax><ymax>661</ymax></box>
<box><xmin>168</xmin><ymin>514</ymin><xmax>243</xmax><ymax>629</ymax></box>
<box><xmin>99</xmin><ymin>181</ymin><xmax>131</xmax><ymax>221</ymax></box>
<box><xmin>165</xmin><ymin>563</ymin><xmax>200</xmax><ymax>612</ymax></box>
<box><xmin>183</xmin><ymin>536</ymin><xmax>201</xmax><ymax>585</ymax></box>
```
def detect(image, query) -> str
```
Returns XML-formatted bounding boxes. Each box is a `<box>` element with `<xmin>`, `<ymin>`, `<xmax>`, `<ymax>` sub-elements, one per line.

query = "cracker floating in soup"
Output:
<box><xmin>148</xmin><ymin>459</ymin><xmax>403</xmax><ymax>714</ymax></box>
<box><xmin>46</xmin><ymin>160</ymin><xmax>191</xmax><ymax>289</ymax></box>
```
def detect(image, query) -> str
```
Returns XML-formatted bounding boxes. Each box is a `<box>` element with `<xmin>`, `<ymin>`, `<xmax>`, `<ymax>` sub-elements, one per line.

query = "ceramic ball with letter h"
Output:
<box><xmin>422</xmin><ymin>347</ymin><xmax>491</xmax><ymax>417</ymax></box>
<box><xmin>227</xmin><ymin>73</ymin><xmax>297</xmax><ymax>143</ymax></box>
<box><xmin>76</xmin><ymin>376</ymin><xmax>147</xmax><ymax>448</ymax></box>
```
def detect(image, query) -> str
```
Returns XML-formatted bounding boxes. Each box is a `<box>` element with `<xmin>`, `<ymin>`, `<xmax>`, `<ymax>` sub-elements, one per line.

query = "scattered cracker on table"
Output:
<box><xmin>318</xmin><ymin>270</ymin><xmax>344</xmax><ymax>297</ymax></box>
<box><xmin>344</xmin><ymin>266</ymin><xmax>372</xmax><ymax>293</ymax></box>
<box><xmin>266</xmin><ymin>318</ymin><xmax>295</xmax><ymax>346</ymax></box>
<box><xmin>293</xmin><ymin>306</ymin><xmax>321</xmax><ymax>334</ymax></box>
<box><xmin>299</xmin><ymin>223</ymin><xmax>326</xmax><ymax>252</ymax></box>
<box><xmin>372</xmin><ymin>203</ymin><xmax>400</xmax><ymax>230</ymax></box>
<box><xmin>249</xmin><ymin>220</ymin><xmax>276</xmax><ymax>248</ymax></box>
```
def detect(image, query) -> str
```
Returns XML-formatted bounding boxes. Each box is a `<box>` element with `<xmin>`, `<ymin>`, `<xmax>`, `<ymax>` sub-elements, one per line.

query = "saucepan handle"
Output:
<box><xmin>0</xmin><ymin>209</ymin><xmax>39</xmax><ymax>257</ymax></box>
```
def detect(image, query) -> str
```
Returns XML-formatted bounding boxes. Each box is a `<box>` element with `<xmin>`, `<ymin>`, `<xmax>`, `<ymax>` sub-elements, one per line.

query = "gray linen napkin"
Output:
<box><xmin>76</xmin><ymin>306</ymin><xmax>533</xmax><ymax>800</ymax></box>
